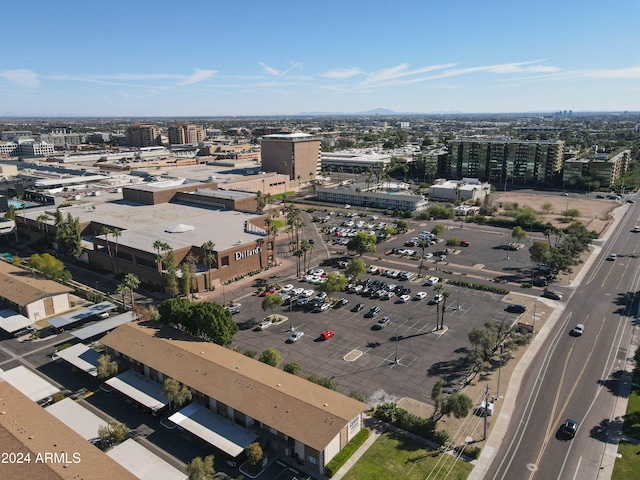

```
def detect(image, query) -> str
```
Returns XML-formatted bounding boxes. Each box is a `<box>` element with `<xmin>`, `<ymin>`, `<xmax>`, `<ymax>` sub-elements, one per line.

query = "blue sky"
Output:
<box><xmin>1</xmin><ymin>1</ymin><xmax>639</xmax><ymax>116</ymax></box>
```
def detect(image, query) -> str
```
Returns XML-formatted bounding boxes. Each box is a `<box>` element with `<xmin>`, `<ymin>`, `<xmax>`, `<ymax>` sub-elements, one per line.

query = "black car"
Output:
<box><xmin>531</xmin><ymin>277</ymin><xmax>549</xmax><ymax>287</ymax></box>
<box><xmin>351</xmin><ymin>303</ymin><xmax>365</xmax><ymax>312</ymax></box>
<box><xmin>334</xmin><ymin>298</ymin><xmax>348</xmax><ymax>308</ymax></box>
<box><xmin>365</xmin><ymin>306</ymin><xmax>381</xmax><ymax>318</ymax></box>
<box><xmin>506</xmin><ymin>304</ymin><xmax>527</xmax><ymax>313</ymax></box>
<box><xmin>561</xmin><ymin>418</ymin><xmax>579</xmax><ymax>439</ymax></box>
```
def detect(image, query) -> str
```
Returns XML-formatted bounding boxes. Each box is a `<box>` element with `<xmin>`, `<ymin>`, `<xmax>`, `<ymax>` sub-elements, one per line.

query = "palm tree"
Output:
<box><xmin>36</xmin><ymin>214</ymin><xmax>50</xmax><ymax>238</ymax></box>
<box><xmin>116</xmin><ymin>283</ymin><xmax>130</xmax><ymax>311</ymax></box>
<box><xmin>121</xmin><ymin>273</ymin><xmax>140</xmax><ymax>310</ymax></box>
<box><xmin>417</xmin><ymin>238</ymin><xmax>430</xmax><ymax>277</ymax></box>
<box><xmin>101</xmin><ymin>227</ymin><xmax>114</xmax><ymax>272</ymax></box>
<box><xmin>153</xmin><ymin>240</ymin><xmax>170</xmax><ymax>287</ymax></box>
<box><xmin>111</xmin><ymin>229</ymin><xmax>121</xmax><ymax>274</ymax></box>
<box><xmin>201</xmin><ymin>241</ymin><xmax>216</xmax><ymax>290</ymax></box>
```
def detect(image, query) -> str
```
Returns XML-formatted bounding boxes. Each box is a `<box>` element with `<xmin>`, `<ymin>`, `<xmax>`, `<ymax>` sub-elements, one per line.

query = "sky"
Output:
<box><xmin>1</xmin><ymin>1</ymin><xmax>639</xmax><ymax>117</ymax></box>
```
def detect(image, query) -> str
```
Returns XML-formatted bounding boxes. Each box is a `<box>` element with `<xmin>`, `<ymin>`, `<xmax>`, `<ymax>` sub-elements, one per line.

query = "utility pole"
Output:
<box><xmin>455</xmin><ymin>274</ymin><xmax>461</xmax><ymax>310</ymax></box>
<box><xmin>497</xmin><ymin>344</ymin><xmax>503</xmax><ymax>400</ymax></box>
<box><xmin>483</xmin><ymin>385</ymin><xmax>490</xmax><ymax>440</ymax></box>
<box><xmin>532</xmin><ymin>300</ymin><xmax>537</xmax><ymax>334</ymax></box>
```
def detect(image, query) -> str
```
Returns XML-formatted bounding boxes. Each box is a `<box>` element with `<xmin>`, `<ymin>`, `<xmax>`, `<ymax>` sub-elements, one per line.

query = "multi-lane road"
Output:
<box><xmin>482</xmin><ymin>198</ymin><xmax>640</xmax><ymax>479</ymax></box>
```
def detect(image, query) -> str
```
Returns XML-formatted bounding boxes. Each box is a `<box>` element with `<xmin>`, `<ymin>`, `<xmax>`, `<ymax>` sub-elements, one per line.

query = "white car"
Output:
<box><xmin>281</xmin><ymin>284</ymin><xmax>294</xmax><ymax>292</ymax></box>
<box><xmin>399</xmin><ymin>294</ymin><xmax>411</xmax><ymax>303</ymax></box>
<box><xmin>293</xmin><ymin>287</ymin><xmax>305</xmax><ymax>296</ymax></box>
<box><xmin>319</xmin><ymin>302</ymin><xmax>331</xmax><ymax>311</ymax></box>
<box><xmin>385</xmin><ymin>291</ymin><xmax>396</xmax><ymax>299</ymax></box>
<box><xmin>430</xmin><ymin>294</ymin><xmax>444</xmax><ymax>304</ymax></box>
<box><xmin>257</xmin><ymin>320</ymin><xmax>271</xmax><ymax>330</ymax></box>
<box><xmin>303</xmin><ymin>289</ymin><xmax>315</xmax><ymax>297</ymax></box>
<box><xmin>423</xmin><ymin>253</ymin><xmax>433</xmax><ymax>259</ymax></box>
<box><xmin>425</xmin><ymin>276</ymin><xmax>439</xmax><ymax>286</ymax></box>
<box><xmin>302</xmin><ymin>274</ymin><xmax>314</xmax><ymax>282</ymax></box>
<box><xmin>414</xmin><ymin>292</ymin><xmax>427</xmax><ymax>300</ymax></box>
<box><xmin>288</xmin><ymin>331</ymin><xmax>305</xmax><ymax>343</ymax></box>
<box><xmin>367</xmin><ymin>266</ymin><xmax>378</xmax><ymax>274</ymax></box>
<box><xmin>632</xmin><ymin>226</ymin><xmax>640</xmax><ymax>233</ymax></box>
<box><xmin>311</xmin><ymin>269</ymin><xmax>325</xmax><ymax>276</ymax></box>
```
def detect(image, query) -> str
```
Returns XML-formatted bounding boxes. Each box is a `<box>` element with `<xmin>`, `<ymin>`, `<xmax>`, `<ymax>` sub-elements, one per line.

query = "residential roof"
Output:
<box><xmin>101</xmin><ymin>323</ymin><xmax>368</xmax><ymax>452</ymax></box>
<box><xmin>0</xmin><ymin>261</ymin><xmax>73</xmax><ymax>307</ymax></box>
<box><xmin>0</xmin><ymin>381</ymin><xmax>137</xmax><ymax>480</ymax></box>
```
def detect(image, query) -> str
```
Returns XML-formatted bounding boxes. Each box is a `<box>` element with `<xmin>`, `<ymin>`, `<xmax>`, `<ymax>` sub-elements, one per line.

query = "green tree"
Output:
<box><xmin>396</xmin><ymin>219</ymin><xmax>409</xmax><ymax>232</ymax></box>
<box><xmin>116</xmin><ymin>283</ymin><xmax>130</xmax><ymax>310</ymax></box>
<box><xmin>4</xmin><ymin>204</ymin><xmax>16</xmax><ymax>220</ymax></box>
<box><xmin>180</xmin><ymin>262</ymin><xmax>191</xmax><ymax>297</ymax></box>
<box><xmin>529</xmin><ymin>241</ymin><xmax>550</xmax><ymax>266</ymax></box>
<box><xmin>440</xmin><ymin>392</ymin><xmax>473</xmax><ymax>419</ymax></box>
<box><xmin>318</xmin><ymin>272</ymin><xmax>347</xmax><ymax>298</ymax></box>
<box><xmin>564</xmin><ymin>208</ymin><xmax>581</xmax><ymax>220</ymax></box>
<box><xmin>98</xmin><ymin>420</ymin><xmax>129</xmax><ymax>448</ymax></box>
<box><xmin>26</xmin><ymin>253</ymin><xmax>71</xmax><ymax>281</ymax></box>
<box><xmin>255</xmin><ymin>190</ymin><xmax>266</xmax><ymax>213</ymax></box>
<box><xmin>431</xmin><ymin>378</ymin><xmax>447</xmax><ymax>418</ymax></box>
<box><xmin>245</xmin><ymin>442</ymin><xmax>263</xmax><ymax>468</ymax></box>
<box><xmin>446</xmin><ymin>237</ymin><xmax>461</xmax><ymax>247</ymax></box>
<box><xmin>96</xmin><ymin>354</ymin><xmax>118</xmax><ymax>380</ymax></box>
<box><xmin>261</xmin><ymin>294</ymin><xmax>283</xmax><ymax>321</ymax></box>
<box><xmin>101</xmin><ymin>227</ymin><xmax>115</xmax><ymax>272</ymax></box>
<box><xmin>55</xmin><ymin>213</ymin><xmax>82</xmax><ymax>258</ymax></box>
<box><xmin>428</xmin><ymin>205</ymin><xmax>455</xmax><ymax>220</ymax></box>
<box><xmin>164</xmin><ymin>249</ymin><xmax>179</xmax><ymax>297</ymax></box>
<box><xmin>345</xmin><ymin>258</ymin><xmax>367</xmax><ymax>282</ymax></box>
<box><xmin>163</xmin><ymin>377</ymin><xmax>192</xmax><ymax>410</ymax></box>
<box><xmin>511</xmin><ymin>226</ymin><xmax>527</xmax><ymax>243</ymax></box>
<box><xmin>158</xmin><ymin>299</ymin><xmax>238</xmax><ymax>346</ymax></box>
<box><xmin>541</xmin><ymin>202</ymin><xmax>554</xmax><ymax>215</ymax></box>
<box><xmin>381</xmin><ymin>224</ymin><xmax>397</xmax><ymax>237</ymax></box>
<box><xmin>283</xmin><ymin>361</ymin><xmax>301</xmax><ymax>375</ymax></box>
<box><xmin>121</xmin><ymin>273</ymin><xmax>140</xmax><ymax>310</ymax></box>
<box><xmin>187</xmin><ymin>455</ymin><xmax>215</xmax><ymax>480</ymax></box>
<box><xmin>346</xmin><ymin>231</ymin><xmax>377</xmax><ymax>256</ymax></box>
<box><xmin>259</xmin><ymin>347</ymin><xmax>282</xmax><ymax>367</ymax></box>
<box><xmin>417</xmin><ymin>238</ymin><xmax>431</xmax><ymax>277</ymax></box>
<box><xmin>431</xmin><ymin>223</ymin><xmax>446</xmax><ymax>237</ymax></box>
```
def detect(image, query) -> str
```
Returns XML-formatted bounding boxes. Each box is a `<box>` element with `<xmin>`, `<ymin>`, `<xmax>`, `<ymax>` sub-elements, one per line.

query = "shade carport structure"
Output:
<box><xmin>105</xmin><ymin>370</ymin><xmax>168</xmax><ymax>413</ymax></box>
<box><xmin>0</xmin><ymin>308</ymin><xmax>33</xmax><ymax>334</ymax></box>
<box><xmin>169</xmin><ymin>402</ymin><xmax>258</xmax><ymax>458</ymax></box>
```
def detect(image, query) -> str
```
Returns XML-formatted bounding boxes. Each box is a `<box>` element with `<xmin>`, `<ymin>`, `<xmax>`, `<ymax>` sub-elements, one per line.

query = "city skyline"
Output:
<box><xmin>1</xmin><ymin>1</ymin><xmax>639</xmax><ymax>117</ymax></box>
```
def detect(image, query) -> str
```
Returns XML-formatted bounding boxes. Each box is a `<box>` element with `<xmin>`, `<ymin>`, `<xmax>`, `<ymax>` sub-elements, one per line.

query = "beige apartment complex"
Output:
<box><xmin>126</xmin><ymin>124</ymin><xmax>162</xmax><ymax>147</ymax></box>
<box><xmin>168</xmin><ymin>123</ymin><xmax>206</xmax><ymax>145</ymax></box>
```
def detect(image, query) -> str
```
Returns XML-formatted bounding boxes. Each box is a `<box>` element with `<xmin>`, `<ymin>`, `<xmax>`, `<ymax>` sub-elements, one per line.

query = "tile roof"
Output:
<box><xmin>0</xmin><ymin>261</ymin><xmax>72</xmax><ymax>307</ymax></box>
<box><xmin>101</xmin><ymin>322</ymin><xmax>368</xmax><ymax>451</ymax></box>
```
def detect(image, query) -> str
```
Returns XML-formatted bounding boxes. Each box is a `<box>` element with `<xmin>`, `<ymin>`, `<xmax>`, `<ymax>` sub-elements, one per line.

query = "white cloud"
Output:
<box><xmin>566</xmin><ymin>65</ymin><xmax>640</xmax><ymax>79</ymax></box>
<box><xmin>321</xmin><ymin>67</ymin><xmax>365</xmax><ymax>79</ymax></box>
<box><xmin>177</xmin><ymin>69</ymin><xmax>217</xmax><ymax>86</ymax></box>
<box><xmin>0</xmin><ymin>69</ymin><xmax>40</xmax><ymax>88</ymax></box>
<box><xmin>259</xmin><ymin>62</ymin><xmax>282</xmax><ymax>76</ymax></box>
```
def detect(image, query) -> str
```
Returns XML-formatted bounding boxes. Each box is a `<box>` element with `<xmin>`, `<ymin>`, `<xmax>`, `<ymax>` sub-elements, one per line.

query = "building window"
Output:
<box><xmin>221</xmin><ymin>255</ymin><xmax>229</xmax><ymax>267</ymax></box>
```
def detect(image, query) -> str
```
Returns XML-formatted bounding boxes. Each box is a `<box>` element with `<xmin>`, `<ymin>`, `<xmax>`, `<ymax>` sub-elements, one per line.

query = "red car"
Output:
<box><xmin>258</xmin><ymin>288</ymin><xmax>276</xmax><ymax>297</ymax></box>
<box><xmin>321</xmin><ymin>330</ymin><xmax>335</xmax><ymax>340</ymax></box>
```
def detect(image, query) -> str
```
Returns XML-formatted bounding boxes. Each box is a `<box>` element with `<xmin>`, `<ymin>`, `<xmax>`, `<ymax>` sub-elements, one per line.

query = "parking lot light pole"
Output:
<box><xmin>455</xmin><ymin>274</ymin><xmax>461</xmax><ymax>310</ymax></box>
<box><xmin>394</xmin><ymin>320</ymin><xmax>400</xmax><ymax>364</ymax></box>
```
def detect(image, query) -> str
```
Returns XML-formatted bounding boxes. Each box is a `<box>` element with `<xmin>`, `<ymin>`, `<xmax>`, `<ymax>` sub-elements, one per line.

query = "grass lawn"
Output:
<box><xmin>622</xmin><ymin>387</ymin><xmax>640</xmax><ymax>438</ymax></box>
<box><xmin>612</xmin><ymin>441</ymin><xmax>640</xmax><ymax>480</ymax></box>
<box><xmin>342</xmin><ymin>431</ymin><xmax>473</xmax><ymax>480</ymax></box>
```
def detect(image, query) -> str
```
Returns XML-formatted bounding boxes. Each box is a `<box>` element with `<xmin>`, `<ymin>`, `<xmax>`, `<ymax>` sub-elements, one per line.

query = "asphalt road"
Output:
<box><xmin>483</xmin><ymin>198</ymin><xmax>640</xmax><ymax>479</ymax></box>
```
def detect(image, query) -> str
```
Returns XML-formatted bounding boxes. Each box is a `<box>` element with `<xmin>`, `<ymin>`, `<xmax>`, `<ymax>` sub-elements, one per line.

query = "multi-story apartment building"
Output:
<box><xmin>168</xmin><ymin>123</ymin><xmax>206</xmax><ymax>145</ymax></box>
<box><xmin>261</xmin><ymin>133</ymin><xmax>321</xmax><ymax>182</ymax></box>
<box><xmin>126</xmin><ymin>124</ymin><xmax>161</xmax><ymax>148</ymax></box>
<box><xmin>563</xmin><ymin>150</ymin><xmax>631</xmax><ymax>189</ymax></box>
<box><xmin>448</xmin><ymin>138</ymin><xmax>564</xmax><ymax>185</ymax></box>
<box><xmin>19</xmin><ymin>140</ymin><xmax>55</xmax><ymax>157</ymax></box>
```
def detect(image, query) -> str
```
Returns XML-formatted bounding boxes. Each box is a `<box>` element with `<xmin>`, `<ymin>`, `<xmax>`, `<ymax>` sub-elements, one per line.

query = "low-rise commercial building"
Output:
<box><xmin>428</xmin><ymin>178</ymin><xmax>490</xmax><ymax>203</ymax></box>
<box><xmin>316</xmin><ymin>184</ymin><xmax>428</xmax><ymax>211</ymax></box>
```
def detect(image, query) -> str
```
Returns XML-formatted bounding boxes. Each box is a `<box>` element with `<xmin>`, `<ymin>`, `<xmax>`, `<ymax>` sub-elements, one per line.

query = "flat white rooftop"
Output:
<box><xmin>0</xmin><ymin>308</ymin><xmax>32</xmax><ymax>333</ymax></box>
<box><xmin>169</xmin><ymin>402</ymin><xmax>258</xmax><ymax>458</ymax></box>
<box><xmin>108</xmin><ymin>438</ymin><xmax>186</xmax><ymax>480</ymax></box>
<box><xmin>106</xmin><ymin>370</ymin><xmax>168</xmax><ymax>412</ymax></box>
<box><xmin>55</xmin><ymin>343</ymin><xmax>101</xmax><ymax>377</ymax></box>
<box><xmin>0</xmin><ymin>365</ymin><xmax>59</xmax><ymax>401</ymax></box>
<box><xmin>46</xmin><ymin>397</ymin><xmax>107</xmax><ymax>440</ymax></box>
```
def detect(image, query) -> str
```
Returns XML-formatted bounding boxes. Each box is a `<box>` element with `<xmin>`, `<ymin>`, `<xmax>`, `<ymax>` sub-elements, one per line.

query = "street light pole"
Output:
<box><xmin>497</xmin><ymin>343</ymin><xmax>503</xmax><ymax>400</ymax></box>
<box><xmin>455</xmin><ymin>274</ymin><xmax>461</xmax><ymax>310</ymax></box>
<box><xmin>394</xmin><ymin>320</ymin><xmax>399</xmax><ymax>364</ymax></box>
<box><xmin>532</xmin><ymin>299</ymin><xmax>537</xmax><ymax>334</ymax></box>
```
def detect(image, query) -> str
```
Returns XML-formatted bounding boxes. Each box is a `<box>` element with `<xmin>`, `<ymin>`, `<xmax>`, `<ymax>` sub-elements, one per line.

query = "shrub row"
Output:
<box><xmin>447</xmin><ymin>279</ymin><xmax>509</xmax><ymax>295</ymax></box>
<box><xmin>372</xmin><ymin>403</ymin><xmax>450</xmax><ymax>446</ymax></box>
<box><xmin>324</xmin><ymin>428</ymin><xmax>370</xmax><ymax>477</ymax></box>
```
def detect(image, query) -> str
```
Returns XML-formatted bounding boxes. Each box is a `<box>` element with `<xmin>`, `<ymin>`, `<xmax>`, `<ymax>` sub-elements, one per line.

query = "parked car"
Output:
<box><xmin>542</xmin><ymin>289</ymin><xmax>563</xmax><ymax>300</ymax></box>
<box><xmin>225</xmin><ymin>304</ymin><xmax>241</xmax><ymax>315</ymax></box>
<box><xmin>460</xmin><ymin>240</ymin><xmax>471</xmax><ymax>247</ymax></box>
<box><xmin>334</xmin><ymin>298</ymin><xmax>349</xmax><ymax>308</ymax></box>
<box><xmin>572</xmin><ymin>323</ymin><xmax>584</xmax><ymax>336</ymax></box>
<box><xmin>531</xmin><ymin>277</ymin><xmax>549</xmax><ymax>287</ymax></box>
<box><xmin>320</xmin><ymin>330</ymin><xmax>335</xmax><ymax>340</ymax></box>
<box><xmin>365</xmin><ymin>306</ymin><xmax>381</xmax><ymax>318</ymax></box>
<box><xmin>425</xmin><ymin>276</ymin><xmax>439</xmax><ymax>286</ymax></box>
<box><xmin>414</xmin><ymin>291</ymin><xmax>427</xmax><ymax>300</ymax></box>
<box><xmin>373</xmin><ymin>316</ymin><xmax>390</xmax><ymax>330</ymax></box>
<box><xmin>430</xmin><ymin>294</ymin><xmax>444</xmax><ymax>304</ymax></box>
<box><xmin>506</xmin><ymin>304</ymin><xmax>527</xmax><ymax>313</ymax></box>
<box><xmin>398</xmin><ymin>294</ymin><xmax>411</xmax><ymax>303</ymax></box>
<box><xmin>561</xmin><ymin>419</ymin><xmax>579</xmax><ymax>439</ymax></box>
<box><xmin>257</xmin><ymin>320</ymin><xmax>271</xmax><ymax>330</ymax></box>
<box><xmin>287</xmin><ymin>331</ymin><xmax>305</xmax><ymax>343</ymax></box>
<box><xmin>352</xmin><ymin>303</ymin><xmax>366</xmax><ymax>312</ymax></box>
<box><xmin>281</xmin><ymin>284</ymin><xmax>294</xmax><ymax>293</ymax></box>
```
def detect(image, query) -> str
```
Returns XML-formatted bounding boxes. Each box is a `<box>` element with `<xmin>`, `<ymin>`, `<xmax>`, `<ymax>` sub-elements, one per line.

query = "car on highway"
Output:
<box><xmin>632</xmin><ymin>226</ymin><xmax>640</xmax><ymax>233</ymax></box>
<box><xmin>373</xmin><ymin>316</ymin><xmax>390</xmax><ymax>330</ymax></box>
<box><xmin>425</xmin><ymin>276</ymin><xmax>439</xmax><ymax>286</ymax></box>
<box><xmin>413</xmin><ymin>291</ymin><xmax>427</xmax><ymax>300</ymax></box>
<box><xmin>320</xmin><ymin>330</ymin><xmax>335</xmax><ymax>340</ymax></box>
<box><xmin>352</xmin><ymin>303</ymin><xmax>365</xmax><ymax>312</ymax></box>
<box><xmin>606</xmin><ymin>253</ymin><xmax>617</xmax><ymax>261</ymax></box>
<box><xmin>572</xmin><ymin>323</ymin><xmax>584</xmax><ymax>336</ymax></box>
<box><xmin>560</xmin><ymin>418</ymin><xmax>579</xmax><ymax>439</ymax></box>
<box><xmin>287</xmin><ymin>331</ymin><xmax>304</xmax><ymax>343</ymax></box>
<box><xmin>506</xmin><ymin>304</ymin><xmax>527</xmax><ymax>313</ymax></box>
<box><xmin>542</xmin><ymin>289</ymin><xmax>563</xmax><ymax>300</ymax></box>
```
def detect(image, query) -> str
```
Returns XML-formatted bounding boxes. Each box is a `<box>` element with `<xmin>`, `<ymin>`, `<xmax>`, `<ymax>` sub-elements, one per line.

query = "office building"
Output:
<box><xmin>168</xmin><ymin>123</ymin><xmax>206</xmax><ymax>145</ymax></box>
<box><xmin>126</xmin><ymin>124</ymin><xmax>161</xmax><ymax>148</ymax></box>
<box><xmin>261</xmin><ymin>133</ymin><xmax>321</xmax><ymax>182</ymax></box>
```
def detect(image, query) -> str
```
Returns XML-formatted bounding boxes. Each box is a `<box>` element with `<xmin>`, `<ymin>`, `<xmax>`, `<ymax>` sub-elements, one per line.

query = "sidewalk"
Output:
<box><xmin>331</xmin><ymin>415</ymin><xmax>387</xmax><ymax>480</ymax></box>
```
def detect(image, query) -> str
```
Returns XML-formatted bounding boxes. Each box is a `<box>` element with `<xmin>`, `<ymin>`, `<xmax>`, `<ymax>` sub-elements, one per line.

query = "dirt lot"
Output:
<box><xmin>491</xmin><ymin>191</ymin><xmax>619</xmax><ymax>237</ymax></box>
